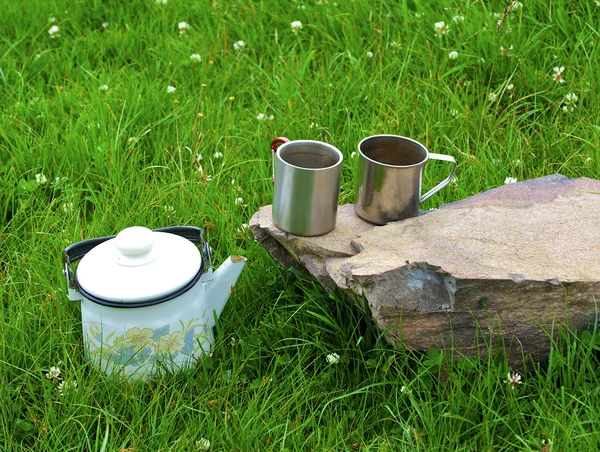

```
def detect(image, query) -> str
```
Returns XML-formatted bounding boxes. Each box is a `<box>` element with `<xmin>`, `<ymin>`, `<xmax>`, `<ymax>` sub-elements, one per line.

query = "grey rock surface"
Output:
<box><xmin>250</xmin><ymin>175</ymin><xmax>600</xmax><ymax>365</ymax></box>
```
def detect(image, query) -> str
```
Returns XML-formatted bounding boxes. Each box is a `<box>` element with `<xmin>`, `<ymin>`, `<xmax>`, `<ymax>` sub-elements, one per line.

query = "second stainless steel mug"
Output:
<box><xmin>271</xmin><ymin>137</ymin><xmax>343</xmax><ymax>236</ymax></box>
<box><xmin>355</xmin><ymin>135</ymin><xmax>457</xmax><ymax>225</ymax></box>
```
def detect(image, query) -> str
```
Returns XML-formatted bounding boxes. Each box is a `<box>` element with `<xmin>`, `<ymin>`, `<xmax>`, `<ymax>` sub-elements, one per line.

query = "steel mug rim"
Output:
<box><xmin>358</xmin><ymin>134</ymin><xmax>430</xmax><ymax>169</ymax></box>
<box><xmin>276</xmin><ymin>139</ymin><xmax>343</xmax><ymax>171</ymax></box>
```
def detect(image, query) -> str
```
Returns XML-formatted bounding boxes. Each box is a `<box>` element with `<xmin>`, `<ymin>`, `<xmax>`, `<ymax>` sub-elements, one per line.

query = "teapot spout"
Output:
<box><xmin>203</xmin><ymin>256</ymin><xmax>247</xmax><ymax>325</ymax></box>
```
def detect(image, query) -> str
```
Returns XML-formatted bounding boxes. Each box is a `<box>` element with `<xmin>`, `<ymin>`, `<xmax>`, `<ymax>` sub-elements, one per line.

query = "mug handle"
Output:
<box><xmin>419</xmin><ymin>153</ymin><xmax>457</xmax><ymax>203</ymax></box>
<box><xmin>270</xmin><ymin>137</ymin><xmax>290</xmax><ymax>183</ymax></box>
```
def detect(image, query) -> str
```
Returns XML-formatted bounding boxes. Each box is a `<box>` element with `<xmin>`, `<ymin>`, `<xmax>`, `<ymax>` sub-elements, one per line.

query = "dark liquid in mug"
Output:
<box><xmin>282</xmin><ymin>152</ymin><xmax>339</xmax><ymax>169</ymax></box>
<box><xmin>364</xmin><ymin>147</ymin><xmax>425</xmax><ymax>166</ymax></box>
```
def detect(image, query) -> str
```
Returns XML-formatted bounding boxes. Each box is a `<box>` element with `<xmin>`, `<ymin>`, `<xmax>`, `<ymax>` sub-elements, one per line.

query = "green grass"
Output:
<box><xmin>1</xmin><ymin>0</ymin><xmax>599</xmax><ymax>450</ymax></box>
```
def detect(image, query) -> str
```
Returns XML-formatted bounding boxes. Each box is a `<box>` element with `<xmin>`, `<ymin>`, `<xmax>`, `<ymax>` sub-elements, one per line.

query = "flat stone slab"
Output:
<box><xmin>250</xmin><ymin>174</ymin><xmax>600</xmax><ymax>365</ymax></box>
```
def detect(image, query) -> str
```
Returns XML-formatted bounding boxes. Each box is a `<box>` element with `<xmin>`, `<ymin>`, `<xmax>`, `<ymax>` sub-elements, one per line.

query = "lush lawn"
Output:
<box><xmin>1</xmin><ymin>0</ymin><xmax>599</xmax><ymax>450</ymax></box>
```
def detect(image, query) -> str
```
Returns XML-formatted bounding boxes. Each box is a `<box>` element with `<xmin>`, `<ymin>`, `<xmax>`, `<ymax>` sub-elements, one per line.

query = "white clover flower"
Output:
<box><xmin>504</xmin><ymin>371</ymin><xmax>522</xmax><ymax>389</ymax></box>
<box><xmin>35</xmin><ymin>173</ymin><xmax>48</xmax><ymax>185</ymax></box>
<box><xmin>448</xmin><ymin>50</ymin><xmax>459</xmax><ymax>60</ymax></box>
<box><xmin>366</xmin><ymin>51</ymin><xmax>374</xmax><ymax>58</ymax></box>
<box><xmin>326</xmin><ymin>353</ymin><xmax>340</xmax><ymax>365</ymax></box>
<box><xmin>450</xmin><ymin>176</ymin><xmax>458</xmax><ymax>185</ymax></box>
<box><xmin>390</xmin><ymin>41</ymin><xmax>401</xmax><ymax>50</ymax></box>
<box><xmin>235</xmin><ymin>197</ymin><xmax>244</xmax><ymax>205</ymax></box>
<box><xmin>452</xmin><ymin>15</ymin><xmax>465</xmax><ymax>23</ymax></box>
<box><xmin>585</xmin><ymin>157</ymin><xmax>592</xmax><ymax>165</ymax></box>
<box><xmin>565</xmin><ymin>93</ymin><xmax>578</xmax><ymax>103</ymax></box>
<box><xmin>45</xmin><ymin>366</ymin><xmax>61</xmax><ymax>380</ymax></box>
<box><xmin>507</xmin><ymin>83</ymin><xmax>514</xmax><ymax>91</ymax></box>
<box><xmin>511</xmin><ymin>1</ymin><xmax>523</xmax><ymax>10</ymax></box>
<box><xmin>163</xmin><ymin>205</ymin><xmax>176</xmax><ymax>215</ymax></box>
<box><xmin>62</xmin><ymin>202</ymin><xmax>74</xmax><ymax>213</ymax></box>
<box><xmin>35</xmin><ymin>53</ymin><xmax>42</xmax><ymax>60</ymax></box>
<box><xmin>102</xmin><ymin>22</ymin><xmax>109</xmax><ymax>29</ymax></box>
<box><xmin>178</xmin><ymin>22</ymin><xmax>190</xmax><ymax>34</ymax></box>
<box><xmin>98</xmin><ymin>84</ymin><xmax>109</xmax><ymax>91</ymax></box>
<box><xmin>231</xmin><ymin>179</ymin><xmax>235</xmax><ymax>185</ymax></box>
<box><xmin>400</xmin><ymin>385</ymin><xmax>412</xmax><ymax>394</ymax></box>
<box><xmin>504</xmin><ymin>177</ymin><xmax>518</xmax><ymax>185</ymax></box>
<box><xmin>256</xmin><ymin>113</ymin><xmax>266</xmax><ymax>120</ymax></box>
<box><xmin>196</xmin><ymin>438</ymin><xmax>211</xmax><ymax>451</ymax></box>
<box><xmin>488</xmin><ymin>92</ymin><xmax>498</xmax><ymax>102</ymax></box>
<box><xmin>291</xmin><ymin>21</ymin><xmax>303</xmax><ymax>33</ymax></box>
<box><xmin>450</xmin><ymin>108</ymin><xmax>459</xmax><ymax>117</ymax></box>
<box><xmin>213</xmin><ymin>151</ymin><xmax>223</xmax><ymax>159</ymax></box>
<box><xmin>562</xmin><ymin>93</ymin><xmax>578</xmax><ymax>112</ymax></box>
<box><xmin>49</xmin><ymin>16</ymin><xmax>57</xmax><ymax>23</ymax></box>
<box><xmin>167</xmin><ymin>85</ymin><xmax>176</xmax><ymax>94</ymax></box>
<box><xmin>238</xmin><ymin>223</ymin><xmax>249</xmax><ymax>232</ymax></box>
<box><xmin>500</xmin><ymin>45</ymin><xmax>513</xmax><ymax>57</ymax></box>
<box><xmin>58</xmin><ymin>380</ymin><xmax>78</xmax><ymax>396</ymax></box>
<box><xmin>434</xmin><ymin>21</ymin><xmax>449</xmax><ymax>37</ymax></box>
<box><xmin>195</xmin><ymin>153</ymin><xmax>203</xmax><ymax>162</ymax></box>
<box><xmin>552</xmin><ymin>66</ymin><xmax>565</xmax><ymax>83</ymax></box>
<box><xmin>48</xmin><ymin>25</ymin><xmax>60</xmax><ymax>38</ymax></box>
<box><xmin>190</xmin><ymin>53</ymin><xmax>202</xmax><ymax>63</ymax></box>
<box><xmin>233</xmin><ymin>40</ymin><xmax>246</xmax><ymax>51</ymax></box>
<box><xmin>309</xmin><ymin>122</ymin><xmax>318</xmax><ymax>129</ymax></box>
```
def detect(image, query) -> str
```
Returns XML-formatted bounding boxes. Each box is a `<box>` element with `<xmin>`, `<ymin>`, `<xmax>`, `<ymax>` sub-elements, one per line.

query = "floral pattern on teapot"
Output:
<box><xmin>85</xmin><ymin>318</ymin><xmax>210</xmax><ymax>369</ymax></box>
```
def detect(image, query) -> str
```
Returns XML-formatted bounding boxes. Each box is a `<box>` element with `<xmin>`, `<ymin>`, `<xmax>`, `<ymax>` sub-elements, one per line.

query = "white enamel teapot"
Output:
<box><xmin>63</xmin><ymin>225</ymin><xmax>247</xmax><ymax>378</ymax></box>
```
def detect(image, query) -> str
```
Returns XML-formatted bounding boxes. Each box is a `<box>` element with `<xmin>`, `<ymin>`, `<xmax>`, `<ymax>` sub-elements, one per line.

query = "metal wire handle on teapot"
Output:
<box><xmin>63</xmin><ymin>226</ymin><xmax>211</xmax><ymax>293</ymax></box>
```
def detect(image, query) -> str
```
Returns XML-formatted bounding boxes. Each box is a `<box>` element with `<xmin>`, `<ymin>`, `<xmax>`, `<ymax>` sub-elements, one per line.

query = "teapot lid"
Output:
<box><xmin>75</xmin><ymin>226</ymin><xmax>202</xmax><ymax>304</ymax></box>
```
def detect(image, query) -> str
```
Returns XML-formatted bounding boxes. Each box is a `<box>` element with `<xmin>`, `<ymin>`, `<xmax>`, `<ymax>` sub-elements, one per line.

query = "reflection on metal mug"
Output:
<box><xmin>354</xmin><ymin>135</ymin><xmax>457</xmax><ymax>225</ymax></box>
<box><xmin>270</xmin><ymin>137</ymin><xmax>343</xmax><ymax>236</ymax></box>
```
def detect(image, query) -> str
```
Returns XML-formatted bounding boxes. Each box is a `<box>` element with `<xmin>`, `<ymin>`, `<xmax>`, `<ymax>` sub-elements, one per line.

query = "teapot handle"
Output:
<box><xmin>63</xmin><ymin>235</ymin><xmax>114</xmax><ymax>298</ymax></box>
<box><xmin>63</xmin><ymin>226</ymin><xmax>211</xmax><ymax>300</ymax></box>
<box><xmin>154</xmin><ymin>226</ymin><xmax>211</xmax><ymax>271</ymax></box>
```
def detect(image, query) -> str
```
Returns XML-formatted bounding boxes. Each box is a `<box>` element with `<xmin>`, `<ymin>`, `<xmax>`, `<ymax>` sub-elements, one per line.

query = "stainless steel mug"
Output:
<box><xmin>271</xmin><ymin>137</ymin><xmax>343</xmax><ymax>236</ymax></box>
<box><xmin>354</xmin><ymin>135</ymin><xmax>457</xmax><ymax>225</ymax></box>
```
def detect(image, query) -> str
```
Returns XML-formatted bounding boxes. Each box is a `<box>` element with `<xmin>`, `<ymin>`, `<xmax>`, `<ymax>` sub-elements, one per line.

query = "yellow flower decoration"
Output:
<box><xmin>88</xmin><ymin>323</ymin><xmax>101</xmax><ymax>338</ymax></box>
<box><xmin>123</xmin><ymin>327</ymin><xmax>154</xmax><ymax>351</ymax></box>
<box><xmin>156</xmin><ymin>331</ymin><xmax>185</xmax><ymax>355</ymax></box>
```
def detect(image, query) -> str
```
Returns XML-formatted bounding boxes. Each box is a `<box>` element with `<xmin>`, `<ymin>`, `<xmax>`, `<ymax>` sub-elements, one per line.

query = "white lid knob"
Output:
<box><xmin>115</xmin><ymin>226</ymin><xmax>155</xmax><ymax>257</ymax></box>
